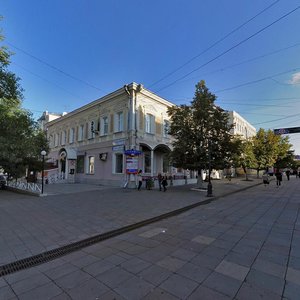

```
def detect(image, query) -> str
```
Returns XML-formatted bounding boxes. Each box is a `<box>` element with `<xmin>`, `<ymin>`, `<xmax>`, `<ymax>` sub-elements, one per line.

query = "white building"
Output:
<box><xmin>227</xmin><ymin>111</ymin><xmax>256</xmax><ymax>139</ymax></box>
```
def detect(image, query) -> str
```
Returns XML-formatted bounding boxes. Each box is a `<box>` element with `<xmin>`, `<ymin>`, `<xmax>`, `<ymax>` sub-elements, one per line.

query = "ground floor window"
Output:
<box><xmin>76</xmin><ymin>156</ymin><xmax>84</xmax><ymax>173</ymax></box>
<box><xmin>88</xmin><ymin>156</ymin><xmax>95</xmax><ymax>174</ymax></box>
<box><xmin>115</xmin><ymin>153</ymin><xmax>123</xmax><ymax>174</ymax></box>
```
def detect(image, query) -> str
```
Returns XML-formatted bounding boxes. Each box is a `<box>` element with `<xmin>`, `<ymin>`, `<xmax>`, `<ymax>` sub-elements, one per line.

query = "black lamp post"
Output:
<box><xmin>41</xmin><ymin>150</ymin><xmax>46</xmax><ymax>194</ymax></box>
<box><xmin>207</xmin><ymin>140</ymin><xmax>213</xmax><ymax>197</ymax></box>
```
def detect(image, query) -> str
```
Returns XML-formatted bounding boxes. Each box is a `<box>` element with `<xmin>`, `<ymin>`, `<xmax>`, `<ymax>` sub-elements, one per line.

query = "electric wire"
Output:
<box><xmin>253</xmin><ymin>112</ymin><xmax>300</xmax><ymax>125</ymax></box>
<box><xmin>155</xmin><ymin>6</ymin><xmax>300</xmax><ymax>93</ymax></box>
<box><xmin>7</xmin><ymin>42</ymin><xmax>106</xmax><ymax>93</ymax></box>
<box><xmin>148</xmin><ymin>0</ymin><xmax>281</xmax><ymax>88</ymax></box>
<box><xmin>215</xmin><ymin>67</ymin><xmax>300</xmax><ymax>93</ymax></box>
<box><xmin>176</xmin><ymin>42</ymin><xmax>300</xmax><ymax>85</ymax></box>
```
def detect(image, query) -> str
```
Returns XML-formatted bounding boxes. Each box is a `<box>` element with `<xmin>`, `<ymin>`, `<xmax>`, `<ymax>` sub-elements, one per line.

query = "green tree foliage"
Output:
<box><xmin>252</xmin><ymin>128</ymin><xmax>292</xmax><ymax>175</ymax></box>
<box><xmin>0</xmin><ymin>25</ymin><xmax>48</xmax><ymax>178</ymax></box>
<box><xmin>168</xmin><ymin>80</ymin><xmax>234</xmax><ymax>174</ymax></box>
<box><xmin>231</xmin><ymin>137</ymin><xmax>256</xmax><ymax>180</ymax></box>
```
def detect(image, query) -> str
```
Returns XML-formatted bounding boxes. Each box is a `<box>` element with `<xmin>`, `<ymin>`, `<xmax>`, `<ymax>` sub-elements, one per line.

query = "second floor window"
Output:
<box><xmin>101</xmin><ymin>116</ymin><xmax>108</xmax><ymax>136</ymax></box>
<box><xmin>163</xmin><ymin>120</ymin><xmax>170</xmax><ymax>137</ymax></box>
<box><xmin>69</xmin><ymin>128</ymin><xmax>75</xmax><ymax>144</ymax></box>
<box><xmin>61</xmin><ymin>131</ymin><xmax>66</xmax><ymax>145</ymax></box>
<box><xmin>145</xmin><ymin>114</ymin><xmax>155</xmax><ymax>134</ymax></box>
<box><xmin>114</xmin><ymin>112</ymin><xmax>124</xmax><ymax>132</ymax></box>
<box><xmin>78</xmin><ymin>125</ymin><xmax>84</xmax><ymax>141</ymax></box>
<box><xmin>88</xmin><ymin>121</ymin><xmax>96</xmax><ymax>139</ymax></box>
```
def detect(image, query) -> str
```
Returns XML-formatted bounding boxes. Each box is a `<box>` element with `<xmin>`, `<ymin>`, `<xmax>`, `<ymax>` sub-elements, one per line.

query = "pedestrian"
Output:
<box><xmin>162</xmin><ymin>174</ymin><xmax>168</xmax><ymax>192</ymax></box>
<box><xmin>286</xmin><ymin>169</ymin><xmax>290</xmax><ymax>181</ymax></box>
<box><xmin>275</xmin><ymin>170</ymin><xmax>282</xmax><ymax>187</ymax></box>
<box><xmin>157</xmin><ymin>173</ymin><xmax>162</xmax><ymax>191</ymax></box>
<box><xmin>137</xmin><ymin>169</ymin><xmax>143</xmax><ymax>191</ymax></box>
<box><xmin>262</xmin><ymin>171</ymin><xmax>270</xmax><ymax>186</ymax></box>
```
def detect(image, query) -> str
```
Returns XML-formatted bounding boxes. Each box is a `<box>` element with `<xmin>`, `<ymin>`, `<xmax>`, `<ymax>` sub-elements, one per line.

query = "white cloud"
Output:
<box><xmin>290</xmin><ymin>72</ymin><xmax>300</xmax><ymax>85</ymax></box>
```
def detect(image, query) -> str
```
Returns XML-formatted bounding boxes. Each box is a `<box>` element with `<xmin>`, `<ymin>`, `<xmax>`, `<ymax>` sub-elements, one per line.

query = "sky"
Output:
<box><xmin>1</xmin><ymin>0</ymin><xmax>300</xmax><ymax>154</ymax></box>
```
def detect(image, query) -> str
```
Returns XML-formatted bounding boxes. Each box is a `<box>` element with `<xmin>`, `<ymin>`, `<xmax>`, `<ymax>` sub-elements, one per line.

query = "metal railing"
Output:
<box><xmin>7</xmin><ymin>181</ymin><xmax>42</xmax><ymax>193</ymax></box>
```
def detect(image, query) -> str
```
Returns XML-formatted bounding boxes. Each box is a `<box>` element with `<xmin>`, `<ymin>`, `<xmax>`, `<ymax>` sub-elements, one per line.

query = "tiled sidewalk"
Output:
<box><xmin>1</xmin><ymin>176</ymin><xmax>299</xmax><ymax>299</ymax></box>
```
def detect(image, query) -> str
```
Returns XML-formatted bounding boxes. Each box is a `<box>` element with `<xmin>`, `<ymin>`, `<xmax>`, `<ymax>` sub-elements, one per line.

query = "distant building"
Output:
<box><xmin>37</xmin><ymin>111</ymin><xmax>67</xmax><ymax>131</ymax></box>
<box><xmin>227</xmin><ymin>111</ymin><xmax>256</xmax><ymax>139</ymax></box>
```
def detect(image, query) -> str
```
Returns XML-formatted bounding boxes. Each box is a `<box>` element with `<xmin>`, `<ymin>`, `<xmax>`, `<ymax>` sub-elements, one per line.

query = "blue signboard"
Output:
<box><xmin>274</xmin><ymin>127</ymin><xmax>300</xmax><ymax>135</ymax></box>
<box><xmin>124</xmin><ymin>149</ymin><xmax>142</xmax><ymax>156</ymax></box>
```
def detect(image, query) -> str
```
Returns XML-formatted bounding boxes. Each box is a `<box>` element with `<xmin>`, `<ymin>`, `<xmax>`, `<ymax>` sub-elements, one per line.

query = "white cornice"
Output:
<box><xmin>46</xmin><ymin>82</ymin><xmax>176</xmax><ymax>127</ymax></box>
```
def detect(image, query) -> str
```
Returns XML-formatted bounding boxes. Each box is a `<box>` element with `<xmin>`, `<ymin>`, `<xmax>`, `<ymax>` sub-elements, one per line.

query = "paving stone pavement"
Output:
<box><xmin>0</xmin><ymin>175</ymin><xmax>299</xmax><ymax>299</ymax></box>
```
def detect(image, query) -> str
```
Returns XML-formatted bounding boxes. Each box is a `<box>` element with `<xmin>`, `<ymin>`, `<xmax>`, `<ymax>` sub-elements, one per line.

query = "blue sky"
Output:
<box><xmin>2</xmin><ymin>0</ymin><xmax>300</xmax><ymax>154</ymax></box>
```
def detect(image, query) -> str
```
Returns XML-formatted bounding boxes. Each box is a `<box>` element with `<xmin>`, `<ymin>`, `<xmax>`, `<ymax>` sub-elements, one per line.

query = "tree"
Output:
<box><xmin>0</xmin><ymin>24</ymin><xmax>49</xmax><ymax>179</ymax></box>
<box><xmin>231</xmin><ymin>137</ymin><xmax>256</xmax><ymax>180</ymax></box>
<box><xmin>168</xmin><ymin>80</ymin><xmax>233</xmax><ymax>185</ymax></box>
<box><xmin>252</xmin><ymin>128</ymin><xmax>292</xmax><ymax>176</ymax></box>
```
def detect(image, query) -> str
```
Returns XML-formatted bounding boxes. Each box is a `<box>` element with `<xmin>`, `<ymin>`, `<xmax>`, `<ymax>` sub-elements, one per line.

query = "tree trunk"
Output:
<box><xmin>197</xmin><ymin>169</ymin><xmax>205</xmax><ymax>189</ymax></box>
<box><xmin>242</xmin><ymin>165</ymin><xmax>248</xmax><ymax>180</ymax></box>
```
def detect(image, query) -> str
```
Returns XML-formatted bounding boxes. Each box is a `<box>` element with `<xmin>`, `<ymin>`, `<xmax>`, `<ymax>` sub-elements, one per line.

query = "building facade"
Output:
<box><xmin>45</xmin><ymin>83</ymin><xmax>185</xmax><ymax>187</ymax></box>
<box><xmin>227</xmin><ymin>111</ymin><xmax>256</xmax><ymax>139</ymax></box>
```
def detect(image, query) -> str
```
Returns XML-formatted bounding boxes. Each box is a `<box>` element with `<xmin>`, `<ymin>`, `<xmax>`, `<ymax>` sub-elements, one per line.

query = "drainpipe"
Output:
<box><xmin>124</xmin><ymin>84</ymin><xmax>138</xmax><ymax>188</ymax></box>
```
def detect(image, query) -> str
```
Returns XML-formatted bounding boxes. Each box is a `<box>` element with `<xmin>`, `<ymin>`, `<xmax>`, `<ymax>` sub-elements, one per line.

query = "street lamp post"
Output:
<box><xmin>207</xmin><ymin>140</ymin><xmax>213</xmax><ymax>197</ymax></box>
<box><xmin>41</xmin><ymin>150</ymin><xmax>46</xmax><ymax>194</ymax></box>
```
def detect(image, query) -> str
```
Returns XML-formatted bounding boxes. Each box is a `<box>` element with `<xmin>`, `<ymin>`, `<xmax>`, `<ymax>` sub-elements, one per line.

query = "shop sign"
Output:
<box><xmin>112</xmin><ymin>145</ymin><xmax>124</xmax><ymax>152</ymax></box>
<box><xmin>124</xmin><ymin>149</ymin><xmax>142</xmax><ymax>156</ymax></box>
<box><xmin>126</xmin><ymin>156</ymin><xmax>139</xmax><ymax>174</ymax></box>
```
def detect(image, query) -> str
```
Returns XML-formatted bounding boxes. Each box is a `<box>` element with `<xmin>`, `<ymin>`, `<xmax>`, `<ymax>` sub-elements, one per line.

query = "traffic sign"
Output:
<box><xmin>274</xmin><ymin>127</ymin><xmax>300</xmax><ymax>135</ymax></box>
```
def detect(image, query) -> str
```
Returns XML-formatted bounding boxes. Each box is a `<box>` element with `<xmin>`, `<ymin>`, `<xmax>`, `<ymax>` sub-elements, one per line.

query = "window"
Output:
<box><xmin>88</xmin><ymin>121</ymin><xmax>95</xmax><ymax>139</ymax></box>
<box><xmin>114</xmin><ymin>153</ymin><xmax>123</xmax><ymax>173</ymax></box>
<box><xmin>61</xmin><ymin>131</ymin><xmax>66</xmax><ymax>145</ymax></box>
<box><xmin>163</xmin><ymin>120</ymin><xmax>170</xmax><ymax>137</ymax></box>
<box><xmin>78</xmin><ymin>125</ymin><xmax>84</xmax><ymax>141</ymax></box>
<box><xmin>114</xmin><ymin>112</ymin><xmax>124</xmax><ymax>132</ymax></box>
<box><xmin>145</xmin><ymin>114</ymin><xmax>155</xmax><ymax>134</ymax></box>
<box><xmin>101</xmin><ymin>116</ymin><xmax>108</xmax><ymax>136</ymax></box>
<box><xmin>54</xmin><ymin>133</ymin><xmax>59</xmax><ymax>147</ymax></box>
<box><xmin>69</xmin><ymin>128</ymin><xmax>75</xmax><ymax>144</ymax></box>
<box><xmin>88</xmin><ymin>156</ymin><xmax>95</xmax><ymax>174</ymax></box>
<box><xmin>144</xmin><ymin>152</ymin><xmax>151</xmax><ymax>173</ymax></box>
<box><xmin>76</xmin><ymin>156</ymin><xmax>84</xmax><ymax>173</ymax></box>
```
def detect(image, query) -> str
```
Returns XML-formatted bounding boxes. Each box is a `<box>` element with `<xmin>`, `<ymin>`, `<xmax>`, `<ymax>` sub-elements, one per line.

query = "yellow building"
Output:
<box><xmin>44</xmin><ymin>82</ymin><xmax>189</xmax><ymax>187</ymax></box>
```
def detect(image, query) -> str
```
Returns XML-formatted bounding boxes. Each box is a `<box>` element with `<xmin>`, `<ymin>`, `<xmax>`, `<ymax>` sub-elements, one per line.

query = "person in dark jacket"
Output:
<box><xmin>161</xmin><ymin>175</ymin><xmax>168</xmax><ymax>192</ymax></box>
<box><xmin>275</xmin><ymin>170</ymin><xmax>282</xmax><ymax>187</ymax></box>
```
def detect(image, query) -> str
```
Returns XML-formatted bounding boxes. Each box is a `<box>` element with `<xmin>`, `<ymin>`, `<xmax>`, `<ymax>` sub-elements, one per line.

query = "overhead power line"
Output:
<box><xmin>13</xmin><ymin>62</ymin><xmax>86</xmax><ymax>101</ymax></box>
<box><xmin>156</xmin><ymin>5</ymin><xmax>300</xmax><ymax>93</ymax></box>
<box><xmin>177</xmin><ymin>41</ymin><xmax>300</xmax><ymax>84</ymax></box>
<box><xmin>148</xmin><ymin>0</ymin><xmax>281</xmax><ymax>88</ymax></box>
<box><xmin>7</xmin><ymin>42</ymin><xmax>106</xmax><ymax>93</ymax></box>
<box><xmin>215</xmin><ymin>67</ymin><xmax>300</xmax><ymax>93</ymax></box>
<box><xmin>253</xmin><ymin>112</ymin><xmax>300</xmax><ymax>125</ymax></box>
